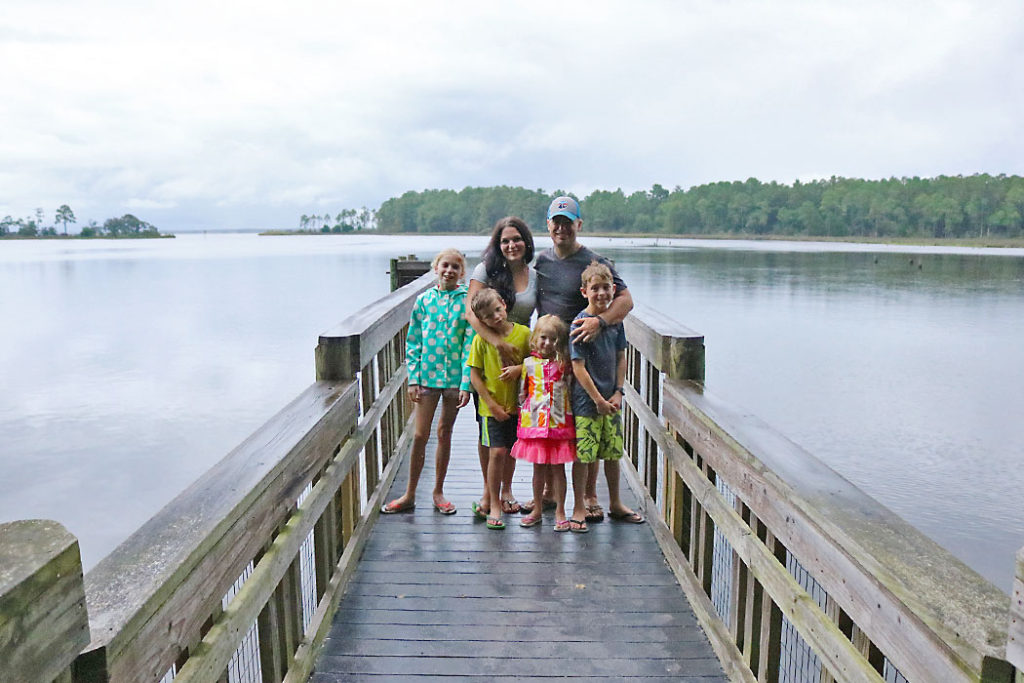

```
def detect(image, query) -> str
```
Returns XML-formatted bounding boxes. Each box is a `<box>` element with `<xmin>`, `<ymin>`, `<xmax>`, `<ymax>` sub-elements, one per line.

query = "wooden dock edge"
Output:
<box><xmin>619</xmin><ymin>458</ymin><xmax>754</xmax><ymax>683</ymax></box>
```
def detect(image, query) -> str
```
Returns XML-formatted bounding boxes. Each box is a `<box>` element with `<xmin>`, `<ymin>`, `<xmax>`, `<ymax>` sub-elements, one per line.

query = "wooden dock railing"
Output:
<box><xmin>57</xmin><ymin>272</ymin><xmax>432</xmax><ymax>683</ymax></box>
<box><xmin>619</xmin><ymin>303</ymin><xmax>1017</xmax><ymax>683</ymax></box>
<box><xmin>0</xmin><ymin>520</ymin><xmax>89</xmax><ymax>683</ymax></box>
<box><xmin>3</xmin><ymin>273</ymin><xmax>1022</xmax><ymax>683</ymax></box>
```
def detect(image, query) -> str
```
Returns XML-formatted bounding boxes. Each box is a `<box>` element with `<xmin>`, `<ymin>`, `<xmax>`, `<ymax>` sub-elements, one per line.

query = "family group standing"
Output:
<box><xmin>381</xmin><ymin>197</ymin><xmax>645</xmax><ymax>532</ymax></box>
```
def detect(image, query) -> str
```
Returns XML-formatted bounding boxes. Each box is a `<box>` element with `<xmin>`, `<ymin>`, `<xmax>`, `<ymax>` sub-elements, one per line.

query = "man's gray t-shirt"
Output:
<box><xmin>535</xmin><ymin>246</ymin><xmax>627</xmax><ymax>325</ymax></box>
<box><xmin>569</xmin><ymin>312</ymin><xmax>627</xmax><ymax>417</ymax></box>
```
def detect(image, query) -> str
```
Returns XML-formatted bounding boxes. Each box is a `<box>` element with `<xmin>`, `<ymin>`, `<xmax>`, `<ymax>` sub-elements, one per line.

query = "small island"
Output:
<box><xmin>0</xmin><ymin>205</ymin><xmax>173</xmax><ymax>240</ymax></box>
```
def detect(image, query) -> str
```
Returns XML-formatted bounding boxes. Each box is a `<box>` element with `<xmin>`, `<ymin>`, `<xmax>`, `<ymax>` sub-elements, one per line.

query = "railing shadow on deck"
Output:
<box><xmin>3</xmin><ymin>275</ymin><xmax>1023</xmax><ymax>683</ymax></box>
<box><xmin>619</xmin><ymin>302</ymin><xmax>1019</xmax><ymax>683</ymax></box>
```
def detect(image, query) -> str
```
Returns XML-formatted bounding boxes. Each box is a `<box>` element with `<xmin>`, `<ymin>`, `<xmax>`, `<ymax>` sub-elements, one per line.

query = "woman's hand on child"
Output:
<box><xmin>458</xmin><ymin>390</ymin><xmax>470</xmax><ymax>408</ymax></box>
<box><xmin>497</xmin><ymin>340</ymin><xmax>519</xmax><ymax>366</ymax></box>
<box><xmin>408</xmin><ymin>384</ymin><xmax>421</xmax><ymax>403</ymax></box>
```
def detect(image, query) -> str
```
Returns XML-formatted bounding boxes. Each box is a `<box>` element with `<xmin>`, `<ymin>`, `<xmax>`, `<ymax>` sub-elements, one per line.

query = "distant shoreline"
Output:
<box><xmin>257</xmin><ymin>229</ymin><xmax>1024</xmax><ymax>249</ymax></box>
<box><xmin>0</xmin><ymin>234</ymin><xmax>175</xmax><ymax>241</ymax></box>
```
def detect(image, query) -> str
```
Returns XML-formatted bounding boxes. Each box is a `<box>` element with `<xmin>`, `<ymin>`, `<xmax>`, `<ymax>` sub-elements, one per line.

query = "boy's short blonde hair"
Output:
<box><xmin>580</xmin><ymin>260</ymin><xmax>613</xmax><ymax>288</ymax></box>
<box><xmin>471</xmin><ymin>287</ymin><xmax>504</xmax><ymax>319</ymax></box>
<box><xmin>431</xmin><ymin>248</ymin><xmax>466</xmax><ymax>277</ymax></box>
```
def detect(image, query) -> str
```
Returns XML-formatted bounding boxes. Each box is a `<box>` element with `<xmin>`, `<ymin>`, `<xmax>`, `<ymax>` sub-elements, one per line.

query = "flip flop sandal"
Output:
<box><xmin>501</xmin><ymin>498</ymin><xmax>521</xmax><ymax>514</ymax></box>
<box><xmin>471</xmin><ymin>501</ymin><xmax>488</xmax><ymax>520</ymax></box>
<box><xmin>609</xmin><ymin>510</ymin><xmax>645</xmax><ymax>524</ymax></box>
<box><xmin>585</xmin><ymin>504</ymin><xmax>604</xmax><ymax>522</ymax></box>
<box><xmin>486</xmin><ymin>516</ymin><xmax>505</xmax><ymax>530</ymax></box>
<box><xmin>568</xmin><ymin>518</ymin><xmax>589</xmax><ymax>533</ymax></box>
<box><xmin>553</xmin><ymin>520</ymin><xmax>571</xmax><ymax>532</ymax></box>
<box><xmin>380</xmin><ymin>500</ymin><xmax>415</xmax><ymax>514</ymax></box>
<box><xmin>520</xmin><ymin>515</ymin><xmax>543</xmax><ymax>528</ymax></box>
<box><xmin>433</xmin><ymin>501</ymin><xmax>457</xmax><ymax>515</ymax></box>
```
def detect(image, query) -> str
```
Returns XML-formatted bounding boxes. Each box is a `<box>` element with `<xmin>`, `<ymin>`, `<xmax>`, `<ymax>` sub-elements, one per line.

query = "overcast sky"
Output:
<box><xmin>2</xmin><ymin>1</ymin><xmax>1022</xmax><ymax>231</ymax></box>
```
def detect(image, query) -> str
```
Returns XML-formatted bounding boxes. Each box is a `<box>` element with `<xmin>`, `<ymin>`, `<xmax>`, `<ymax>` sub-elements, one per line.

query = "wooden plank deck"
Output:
<box><xmin>310</xmin><ymin>406</ymin><xmax>728</xmax><ymax>681</ymax></box>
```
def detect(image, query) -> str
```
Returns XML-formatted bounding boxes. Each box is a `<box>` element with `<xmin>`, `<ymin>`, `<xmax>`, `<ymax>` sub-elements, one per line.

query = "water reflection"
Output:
<box><xmin>1</xmin><ymin>234</ymin><xmax>1022</xmax><ymax>592</ymax></box>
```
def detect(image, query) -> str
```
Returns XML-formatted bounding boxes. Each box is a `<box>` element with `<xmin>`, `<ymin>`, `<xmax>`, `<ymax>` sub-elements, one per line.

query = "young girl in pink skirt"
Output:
<box><xmin>511</xmin><ymin>315</ymin><xmax>576</xmax><ymax>531</ymax></box>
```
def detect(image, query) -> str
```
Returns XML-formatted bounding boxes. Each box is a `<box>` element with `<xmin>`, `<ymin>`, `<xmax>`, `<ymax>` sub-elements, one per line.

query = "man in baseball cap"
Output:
<box><xmin>531</xmin><ymin>195</ymin><xmax>639</xmax><ymax>529</ymax></box>
<box><xmin>547</xmin><ymin>196</ymin><xmax>581</xmax><ymax>222</ymax></box>
<box><xmin>536</xmin><ymin>195</ymin><xmax>631</xmax><ymax>339</ymax></box>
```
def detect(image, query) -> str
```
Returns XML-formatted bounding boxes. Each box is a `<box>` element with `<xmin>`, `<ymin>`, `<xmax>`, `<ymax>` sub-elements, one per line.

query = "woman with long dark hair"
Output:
<box><xmin>466</xmin><ymin>216</ymin><xmax>537</xmax><ymax>516</ymax></box>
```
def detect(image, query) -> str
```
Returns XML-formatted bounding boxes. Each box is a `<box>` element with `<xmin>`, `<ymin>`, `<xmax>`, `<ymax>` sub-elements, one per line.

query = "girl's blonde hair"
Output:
<box><xmin>531</xmin><ymin>314</ymin><xmax>569</xmax><ymax>364</ymax></box>
<box><xmin>431</xmin><ymin>248</ymin><xmax>466</xmax><ymax>281</ymax></box>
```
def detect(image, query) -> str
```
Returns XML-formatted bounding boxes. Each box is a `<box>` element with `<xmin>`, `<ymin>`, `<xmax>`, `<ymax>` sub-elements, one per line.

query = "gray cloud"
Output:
<box><xmin>2</xmin><ymin>0</ymin><xmax>1021</xmax><ymax>231</ymax></box>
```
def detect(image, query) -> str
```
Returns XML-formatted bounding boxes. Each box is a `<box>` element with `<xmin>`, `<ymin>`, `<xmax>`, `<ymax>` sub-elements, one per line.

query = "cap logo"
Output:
<box><xmin>557</xmin><ymin>200</ymin><xmax>570</xmax><ymax>209</ymax></box>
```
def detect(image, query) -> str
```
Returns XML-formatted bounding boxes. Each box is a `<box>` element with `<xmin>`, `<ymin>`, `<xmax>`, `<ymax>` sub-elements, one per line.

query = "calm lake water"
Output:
<box><xmin>2</xmin><ymin>233</ymin><xmax>1023</xmax><ymax>592</ymax></box>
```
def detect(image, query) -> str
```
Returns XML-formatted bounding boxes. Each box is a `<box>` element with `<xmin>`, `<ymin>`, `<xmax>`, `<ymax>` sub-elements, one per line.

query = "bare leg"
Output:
<box><xmin>389</xmin><ymin>392</ymin><xmax>440</xmax><ymax>508</ymax></box>
<box><xmin>477</xmin><ymin>441</ymin><xmax>489</xmax><ymax>509</ymax></box>
<box><xmin>527</xmin><ymin>463</ymin><xmax>546</xmax><ymax>522</ymax></box>
<box><xmin>551</xmin><ymin>464</ymin><xmax>568</xmax><ymax>525</ymax></box>
<box><xmin>570</xmin><ymin>461</ymin><xmax>589</xmax><ymax>522</ymax></box>
<box><xmin>584</xmin><ymin>460</ymin><xmax>600</xmax><ymax>510</ymax></box>
<box><xmin>432</xmin><ymin>390</ymin><xmax>460</xmax><ymax>508</ymax></box>
<box><xmin>524</xmin><ymin>467</ymin><xmax>554</xmax><ymax>511</ymax></box>
<box><xmin>500</xmin><ymin>452</ymin><xmax>518</xmax><ymax>511</ymax></box>
<box><xmin>605</xmin><ymin>459</ymin><xmax>636</xmax><ymax>516</ymax></box>
<box><xmin>486</xmin><ymin>447</ymin><xmax>509</xmax><ymax>521</ymax></box>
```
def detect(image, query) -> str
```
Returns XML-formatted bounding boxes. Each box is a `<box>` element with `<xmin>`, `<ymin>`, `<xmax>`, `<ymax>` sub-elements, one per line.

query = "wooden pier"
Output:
<box><xmin>310</xmin><ymin>405</ymin><xmax>726</xmax><ymax>681</ymax></box>
<box><xmin>3</xmin><ymin>267</ymin><xmax>1022</xmax><ymax>683</ymax></box>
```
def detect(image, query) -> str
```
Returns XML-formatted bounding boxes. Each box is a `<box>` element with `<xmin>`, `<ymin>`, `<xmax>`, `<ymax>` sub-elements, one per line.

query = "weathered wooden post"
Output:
<box><xmin>1008</xmin><ymin>546</ymin><xmax>1024</xmax><ymax>675</ymax></box>
<box><xmin>0</xmin><ymin>519</ymin><xmax>90</xmax><ymax>683</ymax></box>
<box><xmin>388</xmin><ymin>255</ymin><xmax>431</xmax><ymax>292</ymax></box>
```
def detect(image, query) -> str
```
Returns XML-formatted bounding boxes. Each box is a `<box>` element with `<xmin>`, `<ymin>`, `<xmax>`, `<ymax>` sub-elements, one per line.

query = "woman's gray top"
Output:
<box><xmin>470</xmin><ymin>261</ymin><xmax>537</xmax><ymax>326</ymax></box>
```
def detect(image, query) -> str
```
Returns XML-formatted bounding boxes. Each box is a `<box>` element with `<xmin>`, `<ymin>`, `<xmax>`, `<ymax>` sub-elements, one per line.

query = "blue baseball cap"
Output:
<box><xmin>547</xmin><ymin>196</ymin><xmax>581</xmax><ymax>221</ymax></box>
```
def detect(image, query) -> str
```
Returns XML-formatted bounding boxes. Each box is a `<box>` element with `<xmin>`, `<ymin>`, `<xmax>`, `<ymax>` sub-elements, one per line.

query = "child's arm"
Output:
<box><xmin>458</xmin><ymin>323</ymin><xmax>475</xmax><ymax>397</ymax></box>
<box><xmin>405</xmin><ymin>297</ymin><xmax>425</xmax><ymax>403</ymax></box>
<box><xmin>572</xmin><ymin>359</ymin><xmax>615</xmax><ymax>416</ymax></box>
<box><xmin>471</xmin><ymin>367</ymin><xmax>509</xmax><ymax>421</ymax></box>
<box><xmin>498</xmin><ymin>328</ymin><xmax>529</xmax><ymax>382</ymax></box>
<box><xmin>608</xmin><ymin>349</ymin><xmax>626</xmax><ymax>411</ymax></box>
<box><xmin>498</xmin><ymin>363</ymin><xmax>522</xmax><ymax>382</ymax></box>
<box><xmin>517</xmin><ymin>362</ymin><xmax>529</xmax><ymax>408</ymax></box>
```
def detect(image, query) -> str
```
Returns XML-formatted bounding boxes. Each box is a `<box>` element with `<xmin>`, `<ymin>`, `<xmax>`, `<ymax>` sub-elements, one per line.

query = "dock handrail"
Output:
<box><xmin>0</xmin><ymin>520</ymin><xmax>89</xmax><ymax>683</ymax></box>
<box><xmin>619</xmin><ymin>303</ymin><xmax>1015</xmax><ymax>682</ymax></box>
<box><xmin>67</xmin><ymin>271</ymin><xmax>433</xmax><ymax>682</ymax></box>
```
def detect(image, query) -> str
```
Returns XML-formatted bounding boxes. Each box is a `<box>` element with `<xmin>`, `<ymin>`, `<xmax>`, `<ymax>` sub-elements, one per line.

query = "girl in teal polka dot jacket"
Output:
<box><xmin>381</xmin><ymin>248</ymin><xmax>474</xmax><ymax>517</ymax></box>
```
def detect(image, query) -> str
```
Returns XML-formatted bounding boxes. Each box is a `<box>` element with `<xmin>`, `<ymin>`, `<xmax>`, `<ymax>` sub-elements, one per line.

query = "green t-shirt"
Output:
<box><xmin>467</xmin><ymin>322</ymin><xmax>532</xmax><ymax>418</ymax></box>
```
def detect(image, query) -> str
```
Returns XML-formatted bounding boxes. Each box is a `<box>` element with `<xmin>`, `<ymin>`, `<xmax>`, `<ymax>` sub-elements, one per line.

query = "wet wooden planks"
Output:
<box><xmin>311</xmin><ymin>408</ymin><xmax>727</xmax><ymax>681</ymax></box>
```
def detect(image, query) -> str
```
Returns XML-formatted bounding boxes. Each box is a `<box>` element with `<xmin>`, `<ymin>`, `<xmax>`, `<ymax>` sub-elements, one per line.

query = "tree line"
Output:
<box><xmin>366</xmin><ymin>174</ymin><xmax>1024</xmax><ymax>239</ymax></box>
<box><xmin>0</xmin><ymin>205</ymin><xmax>166</xmax><ymax>238</ymax></box>
<box><xmin>298</xmin><ymin>207</ymin><xmax>374</xmax><ymax>233</ymax></box>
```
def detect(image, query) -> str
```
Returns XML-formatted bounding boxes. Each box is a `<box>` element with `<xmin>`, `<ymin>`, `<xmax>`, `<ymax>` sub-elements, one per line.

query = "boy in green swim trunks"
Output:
<box><xmin>567</xmin><ymin>261</ymin><xmax>645</xmax><ymax>532</ymax></box>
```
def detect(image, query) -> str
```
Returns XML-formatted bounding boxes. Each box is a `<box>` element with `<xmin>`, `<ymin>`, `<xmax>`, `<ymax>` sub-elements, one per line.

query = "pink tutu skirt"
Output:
<box><xmin>511</xmin><ymin>437</ymin><xmax>576</xmax><ymax>465</ymax></box>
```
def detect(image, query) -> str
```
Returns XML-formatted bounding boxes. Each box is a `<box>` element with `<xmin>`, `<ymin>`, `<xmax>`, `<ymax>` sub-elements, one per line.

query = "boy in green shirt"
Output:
<box><xmin>467</xmin><ymin>288</ymin><xmax>532</xmax><ymax>529</ymax></box>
